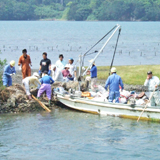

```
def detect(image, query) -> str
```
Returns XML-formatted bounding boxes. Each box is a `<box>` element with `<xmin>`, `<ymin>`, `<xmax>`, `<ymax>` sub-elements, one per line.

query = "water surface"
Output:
<box><xmin>0</xmin><ymin>21</ymin><xmax>160</xmax><ymax>67</ymax></box>
<box><xmin>0</xmin><ymin>108</ymin><xmax>160</xmax><ymax>160</ymax></box>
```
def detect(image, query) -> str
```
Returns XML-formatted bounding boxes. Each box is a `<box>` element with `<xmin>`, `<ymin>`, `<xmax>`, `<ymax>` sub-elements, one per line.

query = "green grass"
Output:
<box><xmin>97</xmin><ymin>65</ymin><xmax>160</xmax><ymax>85</ymax></box>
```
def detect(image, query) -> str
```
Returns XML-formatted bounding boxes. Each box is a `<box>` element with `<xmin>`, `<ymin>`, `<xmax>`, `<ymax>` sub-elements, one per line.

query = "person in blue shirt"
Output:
<box><xmin>3</xmin><ymin>60</ymin><xmax>16</xmax><ymax>87</ymax></box>
<box><xmin>37</xmin><ymin>70</ymin><xmax>54</xmax><ymax>105</ymax></box>
<box><xmin>105</xmin><ymin>67</ymin><xmax>124</xmax><ymax>103</ymax></box>
<box><xmin>88</xmin><ymin>59</ymin><xmax>97</xmax><ymax>91</ymax></box>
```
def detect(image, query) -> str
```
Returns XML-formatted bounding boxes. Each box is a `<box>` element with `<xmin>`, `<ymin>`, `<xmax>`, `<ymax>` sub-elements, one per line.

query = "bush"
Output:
<box><xmin>0</xmin><ymin>51</ymin><xmax>7</xmax><ymax>87</ymax></box>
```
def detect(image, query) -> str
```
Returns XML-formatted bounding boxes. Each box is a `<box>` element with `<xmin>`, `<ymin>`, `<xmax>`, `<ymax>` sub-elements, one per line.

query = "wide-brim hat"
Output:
<box><xmin>89</xmin><ymin>59</ymin><xmax>95</xmax><ymax>64</ymax></box>
<box><xmin>111</xmin><ymin>67</ymin><xmax>117</xmax><ymax>73</ymax></box>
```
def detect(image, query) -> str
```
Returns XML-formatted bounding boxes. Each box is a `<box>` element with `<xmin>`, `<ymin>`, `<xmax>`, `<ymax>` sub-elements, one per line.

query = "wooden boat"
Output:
<box><xmin>56</xmin><ymin>93</ymin><xmax>160</xmax><ymax>122</ymax></box>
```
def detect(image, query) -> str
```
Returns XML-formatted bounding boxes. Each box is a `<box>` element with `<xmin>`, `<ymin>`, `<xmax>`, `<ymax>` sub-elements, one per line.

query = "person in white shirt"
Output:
<box><xmin>68</xmin><ymin>58</ymin><xmax>77</xmax><ymax>81</ymax></box>
<box><xmin>51</xmin><ymin>65</ymin><xmax>63</xmax><ymax>82</ymax></box>
<box><xmin>55</xmin><ymin>54</ymin><xmax>66</xmax><ymax>71</ymax></box>
<box><xmin>144</xmin><ymin>71</ymin><xmax>160</xmax><ymax>106</ymax></box>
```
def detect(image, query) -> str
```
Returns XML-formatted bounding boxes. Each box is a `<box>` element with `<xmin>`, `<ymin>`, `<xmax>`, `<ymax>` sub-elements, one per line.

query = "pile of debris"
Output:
<box><xmin>0</xmin><ymin>79</ymin><xmax>89</xmax><ymax>114</ymax></box>
<box><xmin>0</xmin><ymin>84</ymin><xmax>56</xmax><ymax>114</ymax></box>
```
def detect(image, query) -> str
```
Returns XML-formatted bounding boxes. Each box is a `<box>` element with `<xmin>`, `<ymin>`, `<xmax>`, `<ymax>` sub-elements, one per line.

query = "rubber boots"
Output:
<box><xmin>49</xmin><ymin>100</ymin><xmax>51</xmax><ymax>106</ymax></box>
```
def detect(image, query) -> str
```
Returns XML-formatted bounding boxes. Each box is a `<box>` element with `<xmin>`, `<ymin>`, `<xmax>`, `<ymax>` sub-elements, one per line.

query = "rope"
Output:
<box><xmin>109</xmin><ymin>28</ymin><xmax>121</xmax><ymax>76</ymax></box>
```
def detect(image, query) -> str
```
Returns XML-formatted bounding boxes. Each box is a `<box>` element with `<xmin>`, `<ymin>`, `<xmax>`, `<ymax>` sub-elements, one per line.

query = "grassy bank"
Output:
<box><xmin>97</xmin><ymin>65</ymin><xmax>160</xmax><ymax>85</ymax></box>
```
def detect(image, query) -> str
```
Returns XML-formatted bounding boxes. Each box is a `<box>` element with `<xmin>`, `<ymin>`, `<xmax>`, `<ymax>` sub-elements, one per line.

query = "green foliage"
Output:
<box><xmin>34</xmin><ymin>5</ymin><xmax>63</xmax><ymax>19</ymax></box>
<box><xmin>1</xmin><ymin>0</ymin><xmax>160</xmax><ymax>20</ymax></box>
<box><xmin>0</xmin><ymin>52</ymin><xmax>7</xmax><ymax>87</ymax></box>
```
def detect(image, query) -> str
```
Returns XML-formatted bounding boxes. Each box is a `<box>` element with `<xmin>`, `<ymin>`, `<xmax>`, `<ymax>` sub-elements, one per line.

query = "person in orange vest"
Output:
<box><xmin>18</xmin><ymin>49</ymin><xmax>32</xmax><ymax>79</ymax></box>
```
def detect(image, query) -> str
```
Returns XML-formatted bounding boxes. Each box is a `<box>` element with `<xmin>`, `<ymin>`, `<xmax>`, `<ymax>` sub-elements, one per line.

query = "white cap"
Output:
<box><xmin>65</xmin><ymin>64</ymin><xmax>70</xmax><ymax>69</ymax></box>
<box><xmin>33</xmin><ymin>72</ymin><xmax>39</xmax><ymax>78</ymax></box>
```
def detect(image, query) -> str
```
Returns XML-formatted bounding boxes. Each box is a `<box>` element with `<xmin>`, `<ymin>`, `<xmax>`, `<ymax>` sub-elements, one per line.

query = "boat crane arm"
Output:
<box><xmin>82</xmin><ymin>24</ymin><xmax>121</xmax><ymax>76</ymax></box>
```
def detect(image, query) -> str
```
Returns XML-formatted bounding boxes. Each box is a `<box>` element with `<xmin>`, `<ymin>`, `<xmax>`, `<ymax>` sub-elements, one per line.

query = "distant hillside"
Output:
<box><xmin>0</xmin><ymin>0</ymin><xmax>160</xmax><ymax>21</ymax></box>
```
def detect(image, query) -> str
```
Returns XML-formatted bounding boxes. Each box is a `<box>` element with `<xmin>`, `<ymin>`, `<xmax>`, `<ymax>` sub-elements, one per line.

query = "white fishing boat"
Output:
<box><xmin>56</xmin><ymin>93</ymin><xmax>160</xmax><ymax>122</ymax></box>
<box><xmin>55</xmin><ymin>24</ymin><xmax>159</xmax><ymax>122</ymax></box>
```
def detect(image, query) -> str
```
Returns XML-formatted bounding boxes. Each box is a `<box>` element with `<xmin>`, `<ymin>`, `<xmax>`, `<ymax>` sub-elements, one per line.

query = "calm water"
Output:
<box><xmin>0</xmin><ymin>108</ymin><xmax>160</xmax><ymax>160</ymax></box>
<box><xmin>0</xmin><ymin>21</ymin><xmax>160</xmax><ymax>68</ymax></box>
<box><xmin>1</xmin><ymin>21</ymin><xmax>160</xmax><ymax>159</ymax></box>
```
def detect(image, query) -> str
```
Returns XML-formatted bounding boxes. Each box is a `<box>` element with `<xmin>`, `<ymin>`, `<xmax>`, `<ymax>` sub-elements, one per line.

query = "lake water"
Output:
<box><xmin>1</xmin><ymin>21</ymin><xmax>160</xmax><ymax>159</ymax></box>
<box><xmin>0</xmin><ymin>21</ymin><xmax>160</xmax><ymax>68</ymax></box>
<box><xmin>1</xmin><ymin>109</ymin><xmax>160</xmax><ymax>160</ymax></box>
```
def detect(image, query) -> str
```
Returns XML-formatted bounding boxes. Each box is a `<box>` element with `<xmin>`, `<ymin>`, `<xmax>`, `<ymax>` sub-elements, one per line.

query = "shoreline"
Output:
<box><xmin>1</xmin><ymin>19</ymin><xmax>160</xmax><ymax>22</ymax></box>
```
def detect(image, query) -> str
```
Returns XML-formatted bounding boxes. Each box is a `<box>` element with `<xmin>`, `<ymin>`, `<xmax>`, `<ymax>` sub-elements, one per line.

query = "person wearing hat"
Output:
<box><xmin>68</xmin><ymin>58</ymin><xmax>77</xmax><ymax>81</ymax></box>
<box><xmin>105</xmin><ymin>67</ymin><xmax>124</xmax><ymax>103</ymax></box>
<box><xmin>144</xmin><ymin>71</ymin><xmax>160</xmax><ymax>106</ymax></box>
<box><xmin>87</xmin><ymin>59</ymin><xmax>97</xmax><ymax>91</ymax></box>
<box><xmin>3</xmin><ymin>60</ymin><xmax>16</xmax><ymax>87</ymax></box>
<box><xmin>55</xmin><ymin>54</ymin><xmax>66</xmax><ymax>71</ymax></box>
<box><xmin>62</xmin><ymin>64</ymin><xmax>72</xmax><ymax>82</ymax></box>
<box><xmin>18</xmin><ymin>49</ymin><xmax>32</xmax><ymax>79</ymax></box>
<box><xmin>39</xmin><ymin>52</ymin><xmax>51</xmax><ymax>77</ymax></box>
<box><xmin>22</xmin><ymin>72</ymin><xmax>41</xmax><ymax>100</ymax></box>
<box><xmin>37</xmin><ymin>70</ymin><xmax>54</xmax><ymax>105</ymax></box>
<box><xmin>51</xmin><ymin>64</ymin><xmax>63</xmax><ymax>82</ymax></box>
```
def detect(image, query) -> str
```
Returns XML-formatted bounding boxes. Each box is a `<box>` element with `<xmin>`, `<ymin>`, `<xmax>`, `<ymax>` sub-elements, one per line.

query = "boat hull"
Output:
<box><xmin>57</xmin><ymin>94</ymin><xmax>160</xmax><ymax>122</ymax></box>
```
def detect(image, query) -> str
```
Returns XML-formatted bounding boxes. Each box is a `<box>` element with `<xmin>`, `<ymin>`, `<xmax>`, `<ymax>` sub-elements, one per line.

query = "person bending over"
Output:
<box><xmin>37</xmin><ymin>71</ymin><xmax>54</xmax><ymax>105</ymax></box>
<box><xmin>3</xmin><ymin>60</ymin><xmax>16</xmax><ymax>87</ymax></box>
<box><xmin>22</xmin><ymin>72</ymin><xmax>41</xmax><ymax>100</ymax></box>
<box><xmin>51</xmin><ymin>65</ymin><xmax>63</xmax><ymax>82</ymax></box>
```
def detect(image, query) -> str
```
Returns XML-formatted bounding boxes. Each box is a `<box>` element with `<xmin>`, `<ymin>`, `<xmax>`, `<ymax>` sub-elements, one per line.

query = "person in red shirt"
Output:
<box><xmin>18</xmin><ymin>49</ymin><xmax>32</xmax><ymax>79</ymax></box>
<box><xmin>62</xmin><ymin>64</ymin><xmax>72</xmax><ymax>82</ymax></box>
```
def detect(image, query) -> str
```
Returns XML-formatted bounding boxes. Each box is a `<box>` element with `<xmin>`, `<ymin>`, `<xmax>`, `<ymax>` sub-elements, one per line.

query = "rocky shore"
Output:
<box><xmin>0</xmin><ymin>70</ymin><xmax>148</xmax><ymax>114</ymax></box>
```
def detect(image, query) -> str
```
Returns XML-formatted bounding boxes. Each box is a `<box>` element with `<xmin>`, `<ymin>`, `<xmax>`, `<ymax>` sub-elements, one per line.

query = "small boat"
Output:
<box><xmin>55</xmin><ymin>24</ymin><xmax>159</xmax><ymax>122</ymax></box>
<box><xmin>56</xmin><ymin>93</ymin><xmax>160</xmax><ymax>122</ymax></box>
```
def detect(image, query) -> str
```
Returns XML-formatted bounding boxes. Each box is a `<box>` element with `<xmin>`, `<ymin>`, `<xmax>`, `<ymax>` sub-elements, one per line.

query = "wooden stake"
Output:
<box><xmin>137</xmin><ymin>88</ymin><xmax>156</xmax><ymax>122</ymax></box>
<box><xmin>32</xmin><ymin>95</ymin><xmax>51</xmax><ymax>112</ymax></box>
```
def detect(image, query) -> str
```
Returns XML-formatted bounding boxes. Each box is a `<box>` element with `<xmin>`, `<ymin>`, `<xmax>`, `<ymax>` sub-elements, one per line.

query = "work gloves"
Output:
<box><xmin>10</xmin><ymin>73</ymin><xmax>15</xmax><ymax>76</ymax></box>
<box><xmin>48</xmin><ymin>70</ymin><xmax>51</xmax><ymax>75</ymax></box>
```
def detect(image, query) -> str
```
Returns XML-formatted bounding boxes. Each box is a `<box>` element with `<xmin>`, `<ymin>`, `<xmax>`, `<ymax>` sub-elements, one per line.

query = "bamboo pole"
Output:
<box><xmin>137</xmin><ymin>88</ymin><xmax>156</xmax><ymax>122</ymax></box>
<box><xmin>32</xmin><ymin>95</ymin><xmax>51</xmax><ymax>112</ymax></box>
